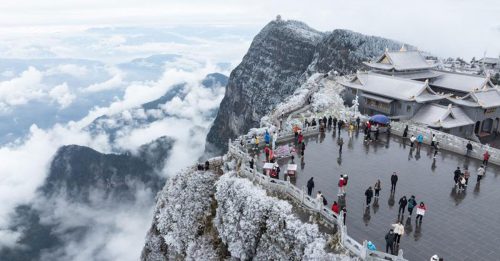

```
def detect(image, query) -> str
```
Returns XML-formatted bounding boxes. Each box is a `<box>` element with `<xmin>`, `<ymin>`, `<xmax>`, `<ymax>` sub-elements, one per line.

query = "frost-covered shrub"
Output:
<box><xmin>185</xmin><ymin>236</ymin><xmax>218</xmax><ymax>261</ymax></box>
<box><xmin>153</xmin><ymin>169</ymin><xmax>217</xmax><ymax>258</ymax></box>
<box><xmin>214</xmin><ymin>174</ymin><xmax>344</xmax><ymax>260</ymax></box>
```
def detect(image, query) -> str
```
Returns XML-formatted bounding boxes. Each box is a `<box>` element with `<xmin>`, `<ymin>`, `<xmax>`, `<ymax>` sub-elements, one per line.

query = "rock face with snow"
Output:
<box><xmin>141</xmin><ymin>171</ymin><xmax>344</xmax><ymax>261</ymax></box>
<box><xmin>206</xmin><ymin>19</ymin><xmax>403</xmax><ymax>155</ymax></box>
<box><xmin>205</xmin><ymin>20</ymin><xmax>323</xmax><ymax>155</ymax></box>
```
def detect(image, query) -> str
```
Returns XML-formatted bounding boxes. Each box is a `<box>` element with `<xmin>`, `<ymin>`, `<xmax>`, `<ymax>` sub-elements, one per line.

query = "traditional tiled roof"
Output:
<box><xmin>478</xmin><ymin>57</ymin><xmax>499</xmax><ymax>65</ymax></box>
<box><xmin>471</xmin><ymin>89</ymin><xmax>500</xmax><ymax>109</ymax></box>
<box><xmin>341</xmin><ymin>72</ymin><xmax>443</xmax><ymax>102</ymax></box>
<box><xmin>363</xmin><ymin>50</ymin><xmax>435</xmax><ymax>71</ymax></box>
<box><xmin>429</xmin><ymin>71</ymin><xmax>493</xmax><ymax>93</ymax></box>
<box><xmin>412</xmin><ymin>104</ymin><xmax>474</xmax><ymax>129</ymax></box>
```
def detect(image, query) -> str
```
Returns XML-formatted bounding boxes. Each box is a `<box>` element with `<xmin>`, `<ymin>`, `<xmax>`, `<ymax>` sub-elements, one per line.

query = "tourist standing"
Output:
<box><xmin>301</xmin><ymin>142</ymin><xmax>306</xmax><ymax>157</ymax></box>
<box><xmin>316</xmin><ymin>191</ymin><xmax>323</xmax><ymax>209</ymax></box>
<box><xmin>417</xmin><ymin>134</ymin><xmax>423</xmax><ymax>149</ymax></box>
<box><xmin>391</xmin><ymin>221</ymin><xmax>405</xmax><ymax>246</ymax></box>
<box><xmin>477</xmin><ymin>165</ymin><xmax>485</xmax><ymax>182</ymax></box>
<box><xmin>331</xmin><ymin>201</ymin><xmax>339</xmax><ymax>214</ymax></box>
<box><xmin>433</xmin><ymin>142</ymin><xmax>440</xmax><ymax>158</ymax></box>
<box><xmin>398</xmin><ymin>196</ymin><xmax>408</xmax><ymax>215</ymax></box>
<box><xmin>453</xmin><ymin>167</ymin><xmax>461</xmax><ymax>186</ymax></box>
<box><xmin>333</xmin><ymin>117</ymin><xmax>338</xmax><ymax>130</ymax></box>
<box><xmin>249</xmin><ymin>157</ymin><xmax>255</xmax><ymax>169</ymax></box>
<box><xmin>463</xmin><ymin>167</ymin><xmax>470</xmax><ymax>186</ymax></box>
<box><xmin>385</xmin><ymin>229</ymin><xmax>395</xmax><ymax>254</ymax></box>
<box><xmin>410</xmin><ymin>135</ymin><xmax>416</xmax><ymax>148</ymax></box>
<box><xmin>338</xmin><ymin>175</ymin><xmax>345</xmax><ymax>195</ymax></box>
<box><xmin>431</xmin><ymin>134</ymin><xmax>437</xmax><ymax>148</ymax></box>
<box><xmin>390</xmin><ymin>172</ymin><xmax>398</xmax><ymax>192</ymax></box>
<box><xmin>343</xmin><ymin>174</ymin><xmax>349</xmax><ymax>192</ymax></box>
<box><xmin>337</xmin><ymin>120</ymin><xmax>343</xmax><ymax>134</ymax></box>
<box><xmin>407</xmin><ymin>195</ymin><xmax>417</xmax><ymax>216</ymax></box>
<box><xmin>342</xmin><ymin>207</ymin><xmax>347</xmax><ymax>225</ymax></box>
<box><xmin>365</xmin><ymin>186</ymin><xmax>374</xmax><ymax>206</ymax></box>
<box><xmin>416</xmin><ymin>202</ymin><xmax>426</xmax><ymax>223</ymax></box>
<box><xmin>483</xmin><ymin>151</ymin><xmax>490</xmax><ymax>165</ymax></box>
<box><xmin>374</xmin><ymin>179</ymin><xmax>381</xmax><ymax>198</ymax></box>
<box><xmin>356</xmin><ymin>116</ymin><xmax>361</xmax><ymax>129</ymax></box>
<box><xmin>328</xmin><ymin>116</ymin><xmax>332</xmax><ymax>128</ymax></box>
<box><xmin>375</xmin><ymin>126</ymin><xmax>380</xmax><ymax>140</ymax></box>
<box><xmin>307</xmin><ymin>177</ymin><xmax>315</xmax><ymax>196</ymax></box>
<box><xmin>466</xmin><ymin>141</ymin><xmax>473</xmax><ymax>156</ymax></box>
<box><xmin>337</xmin><ymin>137</ymin><xmax>344</xmax><ymax>153</ymax></box>
<box><xmin>403</xmin><ymin>125</ymin><xmax>408</xmax><ymax>140</ymax></box>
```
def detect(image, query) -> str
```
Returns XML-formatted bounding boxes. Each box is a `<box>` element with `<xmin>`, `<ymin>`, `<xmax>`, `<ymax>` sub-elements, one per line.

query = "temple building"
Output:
<box><xmin>341</xmin><ymin>47</ymin><xmax>499</xmax><ymax>141</ymax></box>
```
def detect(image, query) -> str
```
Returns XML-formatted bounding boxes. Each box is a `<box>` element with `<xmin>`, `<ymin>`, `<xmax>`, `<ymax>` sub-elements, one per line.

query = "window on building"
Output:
<box><xmin>397</xmin><ymin>103</ymin><xmax>402</xmax><ymax>109</ymax></box>
<box><xmin>406</xmin><ymin>105</ymin><xmax>411</xmax><ymax>113</ymax></box>
<box><xmin>459</xmin><ymin>126</ymin><xmax>463</xmax><ymax>132</ymax></box>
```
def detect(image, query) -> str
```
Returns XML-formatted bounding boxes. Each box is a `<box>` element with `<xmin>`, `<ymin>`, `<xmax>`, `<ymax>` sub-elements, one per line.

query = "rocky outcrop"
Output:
<box><xmin>205</xmin><ymin>20</ymin><xmax>323</xmax><ymax>155</ymax></box>
<box><xmin>206</xmin><ymin>20</ymin><xmax>403</xmax><ymax>155</ymax></box>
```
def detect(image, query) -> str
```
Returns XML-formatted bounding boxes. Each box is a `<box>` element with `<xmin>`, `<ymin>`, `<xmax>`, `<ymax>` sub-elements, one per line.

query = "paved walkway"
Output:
<box><xmin>253</xmin><ymin>127</ymin><xmax>500</xmax><ymax>261</ymax></box>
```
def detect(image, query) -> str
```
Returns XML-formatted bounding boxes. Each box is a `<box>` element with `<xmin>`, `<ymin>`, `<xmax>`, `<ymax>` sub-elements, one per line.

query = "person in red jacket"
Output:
<box><xmin>331</xmin><ymin>201</ymin><xmax>339</xmax><ymax>214</ymax></box>
<box><xmin>483</xmin><ymin>151</ymin><xmax>490</xmax><ymax>165</ymax></box>
<box><xmin>416</xmin><ymin>202</ymin><xmax>427</xmax><ymax>224</ymax></box>
<box><xmin>298</xmin><ymin>132</ymin><xmax>304</xmax><ymax>144</ymax></box>
<box><xmin>337</xmin><ymin>175</ymin><xmax>345</xmax><ymax>195</ymax></box>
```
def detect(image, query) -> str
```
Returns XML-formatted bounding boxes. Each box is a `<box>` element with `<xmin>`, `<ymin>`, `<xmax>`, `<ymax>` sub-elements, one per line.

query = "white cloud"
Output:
<box><xmin>49</xmin><ymin>82</ymin><xmax>76</xmax><ymax>108</ymax></box>
<box><xmin>0</xmin><ymin>67</ymin><xmax>44</xmax><ymax>107</ymax></box>
<box><xmin>82</xmin><ymin>69</ymin><xmax>123</xmax><ymax>93</ymax></box>
<box><xmin>0</xmin><ymin>124</ymin><xmax>111</xmax><ymax>248</ymax></box>
<box><xmin>46</xmin><ymin>64</ymin><xmax>89</xmax><ymax>78</ymax></box>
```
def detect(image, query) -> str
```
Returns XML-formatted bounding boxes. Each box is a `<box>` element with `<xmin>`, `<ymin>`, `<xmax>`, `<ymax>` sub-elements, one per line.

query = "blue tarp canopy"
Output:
<box><xmin>370</xmin><ymin>114</ymin><xmax>390</xmax><ymax>125</ymax></box>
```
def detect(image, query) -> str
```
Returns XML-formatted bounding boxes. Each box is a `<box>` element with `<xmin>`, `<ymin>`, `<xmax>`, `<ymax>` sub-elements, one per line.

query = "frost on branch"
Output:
<box><xmin>214</xmin><ymin>174</ymin><xmax>344</xmax><ymax>260</ymax></box>
<box><xmin>143</xmin><ymin>169</ymin><xmax>216</xmax><ymax>260</ymax></box>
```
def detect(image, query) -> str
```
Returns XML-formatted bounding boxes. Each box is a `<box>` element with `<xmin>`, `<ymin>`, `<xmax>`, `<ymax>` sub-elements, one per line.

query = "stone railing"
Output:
<box><xmin>391</xmin><ymin>121</ymin><xmax>500</xmax><ymax>165</ymax></box>
<box><xmin>227</xmin><ymin>139</ymin><xmax>407</xmax><ymax>261</ymax></box>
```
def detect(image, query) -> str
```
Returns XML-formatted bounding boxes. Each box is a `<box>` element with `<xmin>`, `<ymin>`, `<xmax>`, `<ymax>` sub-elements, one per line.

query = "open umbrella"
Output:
<box><xmin>370</xmin><ymin>114</ymin><xmax>390</xmax><ymax>125</ymax></box>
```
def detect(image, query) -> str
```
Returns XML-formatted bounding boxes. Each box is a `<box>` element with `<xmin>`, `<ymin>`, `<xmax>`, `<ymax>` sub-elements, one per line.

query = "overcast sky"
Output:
<box><xmin>0</xmin><ymin>0</ymin><xmax>499</xmax><ymax>59</ymax></box>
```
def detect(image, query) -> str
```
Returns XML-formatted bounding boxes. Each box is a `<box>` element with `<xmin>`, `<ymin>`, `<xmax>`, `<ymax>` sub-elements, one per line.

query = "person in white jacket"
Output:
<box><xmin>477</xmin><ymin>165</ymin><xmax>485</xmax><ymax>182</ymax></box>
<box><xmin>391</xmin><ymin>221</ymin><xmax>405</xmax><ymax>246</ymax></box>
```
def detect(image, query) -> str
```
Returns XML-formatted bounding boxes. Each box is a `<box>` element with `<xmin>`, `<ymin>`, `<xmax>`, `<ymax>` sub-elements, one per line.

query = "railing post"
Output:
<box><xmin>361</xmin><ymin>240</ymin><xmax>368</xmax><ymax>259</ymax></box>
<box><xmin>397</xmin><ymin>249</ymin><xmax>404</xmax><ymax>260</ymax></box>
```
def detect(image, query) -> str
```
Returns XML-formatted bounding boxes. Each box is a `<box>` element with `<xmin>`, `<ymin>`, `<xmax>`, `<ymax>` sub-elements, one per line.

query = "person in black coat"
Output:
<box><xmin>390</xmin><ymin>172</ymin><xmax>398</xmax><ymax>192</ymax></box>
<box><xmin>327</xmin><ymin>116</ymin><xmax>332</xmax><ymax>128</ymax></box>
<box><xmin>249</xmin><ymin>158</ymin><xmax>254</xmax><ymax>169</ymax></box>
<box><xmin>356</xmin><ymin>116</ymin><xmax>360</xmax><ymax>129</ymax></box>
<box><xmin>306</xmin><ymin>177</ymin><xmax>315</xmax><ymax>196</ymax></box>
<box><xmin>398</xmin><ymin>196</ymin><xmax>408</xmax><ymax>215</ymax></box>
<box><xmin>333</xmin><ymin>117</ymin><xmax>338</xmax><ymax>130</ymax></box>
<box><xmin>385</xmin><ymin>229</ymin><xmax>396</xmax><ymax>254</ymax></box>
<box><xmin>365</xmin><ymin>186</ymin><xmax>374</xmax><ymax>206</ymax></box>
<box><xmin>454</xmin><ymin>167</ymin><xmax>461</xmax><ymax>185</ymax></box>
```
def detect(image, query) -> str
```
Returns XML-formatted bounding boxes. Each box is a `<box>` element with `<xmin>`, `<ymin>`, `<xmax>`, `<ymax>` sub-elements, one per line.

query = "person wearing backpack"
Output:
<box><xmin>407</xmin><ymin>195</ymin><xmax>417</xmax><ymax>216</ymax></box>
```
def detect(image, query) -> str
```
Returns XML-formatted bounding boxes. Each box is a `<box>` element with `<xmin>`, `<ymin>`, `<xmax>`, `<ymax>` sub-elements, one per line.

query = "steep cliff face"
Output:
<box><xmin>205</xmin><ymin>20</ymin><xmax>323</xmax><ymax>155</ymax></box>
<box><xmin>206</xmin><ymin>20</ymin><xmax>403</xmax><ymax>155</ymax></box>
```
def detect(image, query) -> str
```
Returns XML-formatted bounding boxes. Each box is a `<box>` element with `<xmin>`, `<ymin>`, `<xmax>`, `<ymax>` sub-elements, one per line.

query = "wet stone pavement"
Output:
<box><xmin>252</xmin><ymin>127</ymin><xmax>500</xmax><ymax>261</ymax></box>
